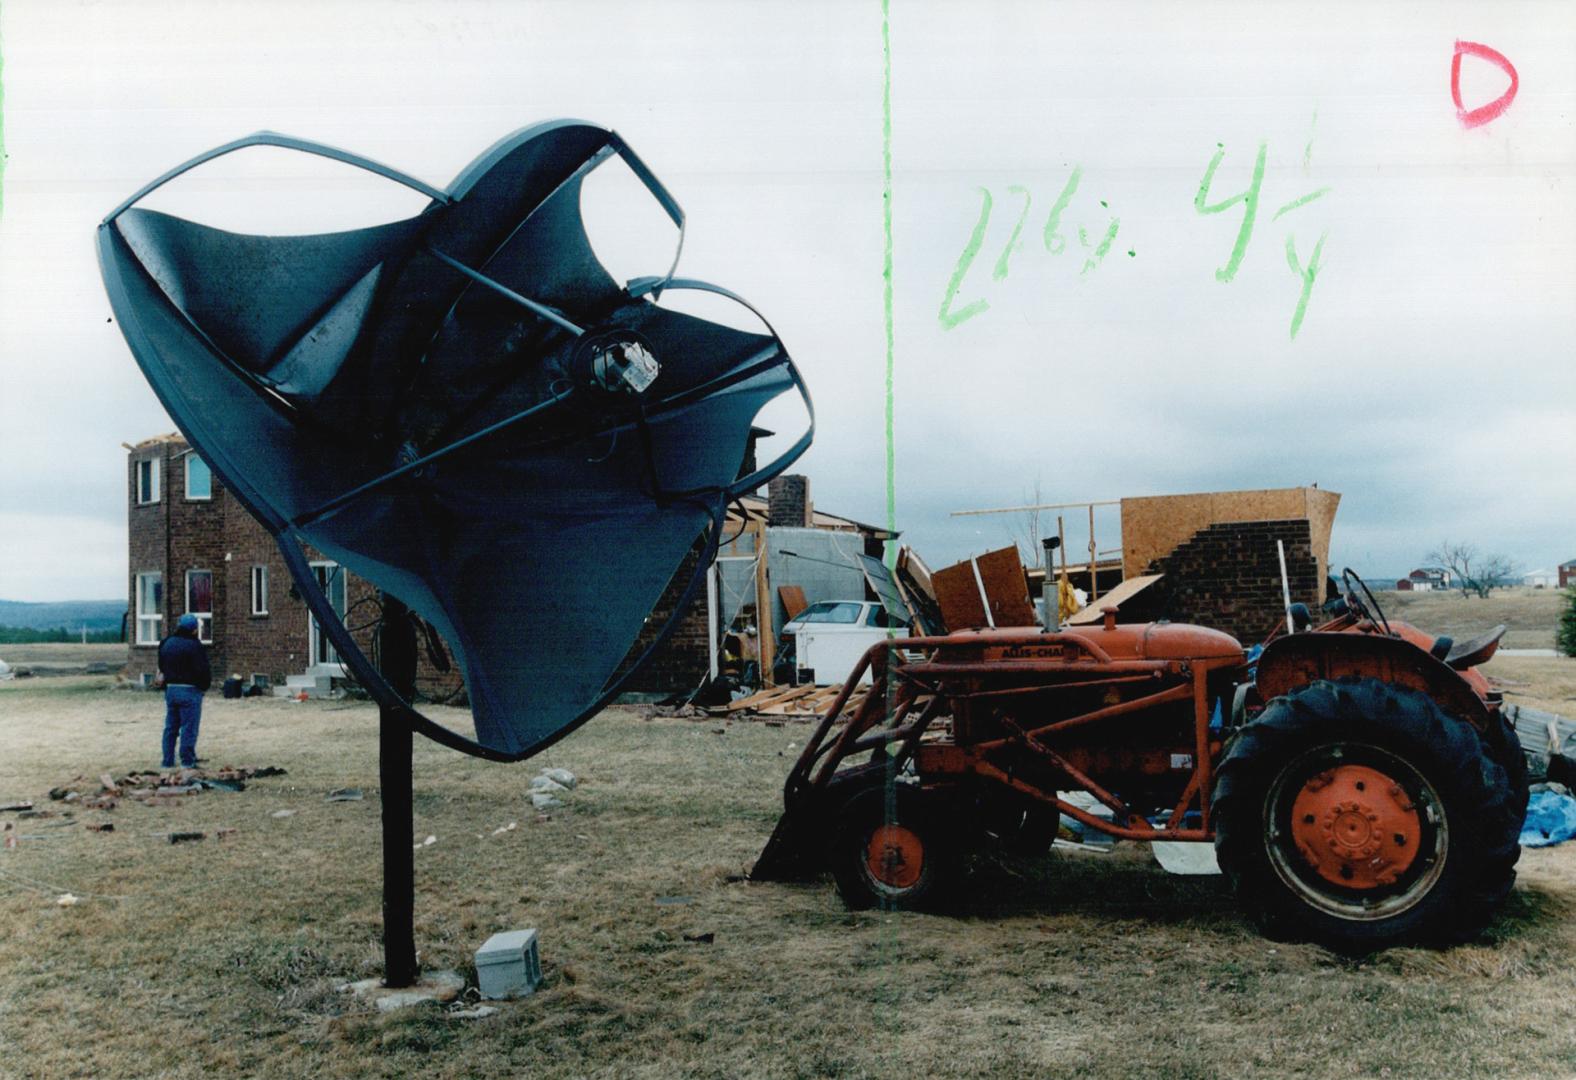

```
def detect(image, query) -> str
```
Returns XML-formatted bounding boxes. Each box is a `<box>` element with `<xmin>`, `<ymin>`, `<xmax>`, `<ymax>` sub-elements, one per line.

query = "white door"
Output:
<box><xmin>308</xmin><ymin>562</ymin><xmax>348</xmax><ymax>673</ymax></box>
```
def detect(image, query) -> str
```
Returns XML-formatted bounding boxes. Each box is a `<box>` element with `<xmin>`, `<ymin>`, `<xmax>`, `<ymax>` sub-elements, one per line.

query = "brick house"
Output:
<box><xmin>127</xmin><ymin>433</ymin><xmax>887</xmax><ymax>700</ymax></box>
<box><xmin>1561</xmin><ymin>559</ymin><xmax>1576</xmax><ymax>590</ymax></box>
<box><xmin>125</xmin><ymin>433</ymin><xmax>398</xmax><ymax>697</ymax></box>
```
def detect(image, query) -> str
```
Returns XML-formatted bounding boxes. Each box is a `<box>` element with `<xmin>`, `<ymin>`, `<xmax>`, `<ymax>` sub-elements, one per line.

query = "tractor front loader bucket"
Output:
<box><xmin>751</xmin><ymin>645</ymin><xmax>906</xmax><ymax>882</ymax></box>
<box><xmin>751</xmin><ymin>805</ymin><xmax>825</xmax><ymax>882</ymax></box>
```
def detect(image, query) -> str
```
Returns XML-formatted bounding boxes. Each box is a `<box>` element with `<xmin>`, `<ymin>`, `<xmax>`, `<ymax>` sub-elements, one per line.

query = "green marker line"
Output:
<box><xmin>1272</xmin><ymin>186</ymin><xmax>1330</xmax><ymax>222</ymax></box>
<box><xmin>882</xmin><ymin>0</ymin><xmax>895</xmax><ymax>568</ymax></box>
<box><xmin>1285</xmin><ymin>230</ymin><xmax>1328</xmax><ymax>341</ymax></box>
<box><xmin>937</xmin><ymin>187</ymin><xmax>991</xmax><ymax>330</ymax></box>
<box><xmin>1042</xmin><ymin>166</ymin><xmax>1081</xmax><ymax>254</ymax></box>
<box><xmin>1194</xmin><ymin>141</ymin><xmax>1266</xmax><ymax>284</ymax></box>
<box><xmin>1082</xmin><ymin>217</ymin><xmax>1121</xmax><ymax>276</ymax></box>
<box><xmin>991</xmin><ymin>185</ymin><xmax>1030</xmax><ymax>282</ymax></box>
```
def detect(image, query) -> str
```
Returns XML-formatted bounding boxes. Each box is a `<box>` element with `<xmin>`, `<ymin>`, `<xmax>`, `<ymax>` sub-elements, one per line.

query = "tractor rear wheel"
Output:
<box><xmin>830</xmin><ymin>782</ymin><xmax>956</xmax><ymax>911</ymax></box>
<box><xmin>1214</xmin><ymin>677</ymin><xmax>1522</xmax><ymax>951</ymax></box>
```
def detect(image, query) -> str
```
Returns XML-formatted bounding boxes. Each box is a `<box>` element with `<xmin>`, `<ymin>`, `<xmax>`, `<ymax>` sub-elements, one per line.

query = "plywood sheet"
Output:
<box><xmin>1065</xmin><ymin>574</ymin><xmax>1164</xmax><ymax>624</ymax></box>
<box><xmin>1120</xmin><ymin>487</ymin><xmax>1340</xmax><ymax>580</ymax></box>
<box><xmin>932</xmin><ymin>546</ymin><xmax>1038</xmax><ymax>630</ymax></box>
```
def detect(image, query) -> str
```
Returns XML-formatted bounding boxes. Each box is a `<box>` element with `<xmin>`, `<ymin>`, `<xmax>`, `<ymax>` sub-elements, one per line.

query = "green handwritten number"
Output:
<box><xmin>1082</xmin><ymin>218</ymin><xmax>1121</xmax><ymax>276</ymax></box>
<box><xmin>992</xmin><ymin>186</ymin><xmax>1032</xmax><ymax>281</ymax></box>
<box><xmin>1043</xmin><ymin>167</ymin><xmax>1082</xmax><ymax>254</ymax></box>
<box><xmin>1285</xmin><ymin>231</ymin><xmax>1328</xmax><ymax>340</ymax></box>
<box><xmin>1195</xmin><ymin>142</ymin><xmax>1266</xmax><ymax>283</ymax></box>
<box><xmin>939</xmin><ymin>187</ymin><xmax>993</xmax><ymax>330</ymax></box>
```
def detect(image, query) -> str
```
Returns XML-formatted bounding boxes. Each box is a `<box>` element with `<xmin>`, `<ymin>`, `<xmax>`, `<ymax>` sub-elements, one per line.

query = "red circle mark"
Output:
<box><xmin>1452</xmin><ymin>40</ymin><xmax>1519</xmax><ymax>129</ymax></box>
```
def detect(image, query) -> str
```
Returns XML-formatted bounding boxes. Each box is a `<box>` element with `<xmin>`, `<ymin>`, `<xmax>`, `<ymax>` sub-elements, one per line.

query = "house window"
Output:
<box><xmin>185</xmin><ymin>570</ymin><xmax>214</xmax><ymax>643</ymax></box>
<box><xmin>250</xmin><ymin>565</ymin><xmax>269</xmax><ymax>616</ymax></box>
<box><xmin>185</xmin><ymin>454</ymin><xmax>212</xmax><ymax>500</ymax></box>
<box><xmin>136</xmin><ymin>458</ymin><xmax>160</xmax><ymax>505</ymax></box>
<box><xmin>135</xmin><ymin>572</ymin><xmax>163</xmax><ymax>645</ymax></box>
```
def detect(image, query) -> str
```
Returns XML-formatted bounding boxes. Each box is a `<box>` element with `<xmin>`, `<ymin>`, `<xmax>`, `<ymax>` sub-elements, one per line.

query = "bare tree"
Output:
<box><xmin>1426</xmin><ymin>541</ymin><xmax>1520</xmax><ymax>599</ymax></box>
<box><xmin>1013</xmin><ymin>476</ymin><xmax>1045</xmax><ymax>569</ymax></box>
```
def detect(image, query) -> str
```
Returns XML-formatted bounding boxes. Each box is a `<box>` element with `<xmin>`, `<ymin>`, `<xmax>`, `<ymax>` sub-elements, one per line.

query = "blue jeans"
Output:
<box><xmin>162</xmin><ymin>685</ymin><xmax>203</xmax><ymax>767</ymax></box>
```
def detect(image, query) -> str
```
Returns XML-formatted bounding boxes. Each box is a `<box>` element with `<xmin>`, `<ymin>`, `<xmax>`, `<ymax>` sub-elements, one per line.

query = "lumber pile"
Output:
<box><xmin>716</xmin><ymin>682</ymin><xmax>872</xmax><ymax>719</ymax></box>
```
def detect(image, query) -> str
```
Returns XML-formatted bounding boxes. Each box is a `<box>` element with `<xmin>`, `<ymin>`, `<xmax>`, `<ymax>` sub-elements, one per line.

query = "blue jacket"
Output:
<box><xmin>158</xmin><ymin>634</ymin><xmax>211</xmax><ymax>691</ymax></box>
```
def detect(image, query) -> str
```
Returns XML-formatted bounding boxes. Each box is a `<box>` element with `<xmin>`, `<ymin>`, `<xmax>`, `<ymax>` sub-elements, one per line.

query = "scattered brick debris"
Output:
<box><xmin>215</xmin><ymin>827</ymin><xmax>238</xmax><ymax>841</ymax></box>
<box><xmin>86</xmin><ymin>822</ymin><xmax>115</xmax><ymax>833</ymax></box>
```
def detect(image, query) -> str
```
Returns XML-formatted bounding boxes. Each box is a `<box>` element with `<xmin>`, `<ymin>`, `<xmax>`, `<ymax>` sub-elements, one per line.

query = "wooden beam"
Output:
<box><xmin>950</xmin><ymin>499</ymin><xmax>1119</xmax><ymax>518</ymax></box>
<box><xmin>752</xmin><ymin>520</ymin><xmax>775</xmax><ymax>686</ymax></box>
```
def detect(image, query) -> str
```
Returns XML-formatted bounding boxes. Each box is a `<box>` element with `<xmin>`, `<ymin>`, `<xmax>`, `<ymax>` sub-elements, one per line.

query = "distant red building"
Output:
<box><xmin>1395</xmin><ymin>567</ymin><xmax>1452</xmax><ymax>592</ymax></box>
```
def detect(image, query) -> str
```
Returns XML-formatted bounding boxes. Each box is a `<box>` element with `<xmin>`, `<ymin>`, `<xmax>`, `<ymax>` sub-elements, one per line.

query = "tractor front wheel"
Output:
<box><xmin>1214</xmin><ymin>678</ymin><xmax>1522</xmax><ymax>951</ymax></box>
<box><xmin>830</xmin><ymin>783</ymin><xmax>956</xmax><ymax>911</ymax></box>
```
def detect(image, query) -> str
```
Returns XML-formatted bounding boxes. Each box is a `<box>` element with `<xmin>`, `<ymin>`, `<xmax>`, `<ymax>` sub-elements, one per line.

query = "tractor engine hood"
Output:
<box><xmin>955</xmin><ymin>622</ymin><xmax>1245</xmax><ymax>663</ymax></box>
<box><xmin>1059</xmin><ymin>621</ymin><xmax>1245</xmax><ymax>662</ymax></box>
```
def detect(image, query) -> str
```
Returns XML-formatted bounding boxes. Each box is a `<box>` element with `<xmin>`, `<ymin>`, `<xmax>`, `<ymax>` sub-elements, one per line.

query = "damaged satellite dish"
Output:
<box><xmin>99</xmin><ymin>122</ymin><xmax>813</xmax><ymax>759</ymax></box>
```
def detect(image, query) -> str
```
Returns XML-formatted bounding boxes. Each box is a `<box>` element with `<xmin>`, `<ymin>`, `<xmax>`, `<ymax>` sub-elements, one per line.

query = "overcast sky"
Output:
<box><xmin>1</xmin><ymin>0</ymin><xmax>1572</xmax><ymax>602</ymax></box>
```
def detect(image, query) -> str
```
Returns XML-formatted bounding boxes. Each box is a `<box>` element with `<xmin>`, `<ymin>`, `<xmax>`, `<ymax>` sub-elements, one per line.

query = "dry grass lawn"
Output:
<box><xmin>1379</xmin><ymin>585</ymin><xmax>1566</xmax><ymax>650</ymax></box>
<box><xmin>4</xmin><ymin>653</ymin><xmax>1576</xmax><ymax>1078</ymax></box>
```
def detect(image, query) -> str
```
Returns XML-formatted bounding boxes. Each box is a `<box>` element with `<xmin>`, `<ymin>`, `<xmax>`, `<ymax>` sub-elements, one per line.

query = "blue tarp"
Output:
<box><xmin>1519</xmin><ymin>790</ymin><xmax>1576</xmax><ymax>848</ymax></box>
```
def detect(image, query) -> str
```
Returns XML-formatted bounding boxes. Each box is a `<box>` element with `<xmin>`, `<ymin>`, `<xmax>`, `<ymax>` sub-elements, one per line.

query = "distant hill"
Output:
<box><xmin>0</xmin><ymin>599</ymin><xmax>125</xmax><ymax>633</ymax></box>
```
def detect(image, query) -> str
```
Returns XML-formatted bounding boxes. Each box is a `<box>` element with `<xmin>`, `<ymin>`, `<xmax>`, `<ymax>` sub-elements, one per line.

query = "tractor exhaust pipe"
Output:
<box><xmin>1041</xmin><ymin>537</ymin><xmax>1060</xmax><ymax>632</ymax></box>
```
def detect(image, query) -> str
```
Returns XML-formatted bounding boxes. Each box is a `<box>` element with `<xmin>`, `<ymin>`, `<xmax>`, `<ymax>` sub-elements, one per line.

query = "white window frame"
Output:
<box><xmin>308</xmin><ymin>561</ymin><xmax>347</xmax><ymax>672</ymax></box>
<box><xmin>136</xmin><ymin>457</ymin><xmax>161</xmax><ymax>505</ymax></box>
<box><xmin>185</xmin><ymin>569</ymin><xmax>214</xmax><ymax>644</ymax></box>
<box><xmin>135</xmin><ymin>572</ymin><xmax>163</xmax><ymax>645</ymax></box>
<box><xmin>250</xmin><ymin>565</ymin><xmax>269</xmax><ymax>616</ymax></box>
<box><xmin>184</xmin><ymin>453</ymin><xmax>212</xmax><ymax>501</ymax></box>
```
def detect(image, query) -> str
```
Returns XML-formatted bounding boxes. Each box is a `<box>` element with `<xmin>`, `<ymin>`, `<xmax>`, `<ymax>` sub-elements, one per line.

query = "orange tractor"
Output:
<box><xmin>753</xmin><ymin>571</ymin><xmax>1528</xmax><ymax>951</ymax></box>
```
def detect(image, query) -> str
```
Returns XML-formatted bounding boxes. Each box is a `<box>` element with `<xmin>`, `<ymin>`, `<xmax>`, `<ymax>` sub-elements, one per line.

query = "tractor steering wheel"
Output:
<box><xmin>1341</xmin><ymin>567</ymin><xmax>1392</xmax><ymax>637</ymax></box>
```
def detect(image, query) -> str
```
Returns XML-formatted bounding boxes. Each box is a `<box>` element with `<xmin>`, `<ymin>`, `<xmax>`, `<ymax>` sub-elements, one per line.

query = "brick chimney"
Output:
<box><xmin>768</xmin><ymin>474</ymin><xmax>812</xmax><ymax>528</ymax></box>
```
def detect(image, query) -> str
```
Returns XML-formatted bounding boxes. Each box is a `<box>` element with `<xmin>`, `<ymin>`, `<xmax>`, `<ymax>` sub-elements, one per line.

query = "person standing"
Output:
<box><xmin>157</xmin><ymin>612</ymin><xmax>212</xmax><ymax>770</ymax></box>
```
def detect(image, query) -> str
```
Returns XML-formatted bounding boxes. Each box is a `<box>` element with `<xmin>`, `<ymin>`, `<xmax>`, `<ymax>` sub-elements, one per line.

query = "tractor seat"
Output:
<box><xmin>1443</xmin><ymin>624</ymin><xmax>1507</xmax><ymax>670</ymax></box>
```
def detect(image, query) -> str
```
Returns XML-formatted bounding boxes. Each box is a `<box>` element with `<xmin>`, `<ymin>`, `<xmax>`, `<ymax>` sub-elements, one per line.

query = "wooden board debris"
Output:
<box><xmin>778</xmin><ymin>585</ymin><xmax>809</xmax><ymax>622</ymax></box>
<box><xmin>932</xmin><ymin>546</ymin><xmax>1038</xmax><ymax>630</ymax></box>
